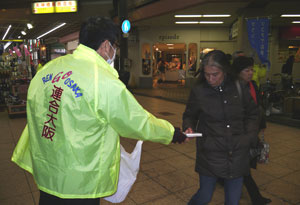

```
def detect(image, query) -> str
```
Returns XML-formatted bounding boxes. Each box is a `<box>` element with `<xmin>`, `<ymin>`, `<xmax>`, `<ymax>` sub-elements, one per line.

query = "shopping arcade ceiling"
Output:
<box><xmin>0</xmin><ymin>0</ymin><xmax>300</xmax><ymax>44</ymax></box>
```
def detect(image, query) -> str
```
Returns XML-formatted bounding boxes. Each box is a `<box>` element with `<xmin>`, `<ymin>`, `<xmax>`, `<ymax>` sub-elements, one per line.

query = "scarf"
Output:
<box><xmin>249</xmin><ymin>81</ymin><xmax>257</xmax><ymax>105</ymax></box>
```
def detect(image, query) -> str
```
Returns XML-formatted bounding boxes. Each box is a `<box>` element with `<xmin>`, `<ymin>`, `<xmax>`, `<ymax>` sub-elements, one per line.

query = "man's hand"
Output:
<box><xmin>172</xmin><ymin>127</ymin><xmax>187</xmax><ymax>144</ymax></box>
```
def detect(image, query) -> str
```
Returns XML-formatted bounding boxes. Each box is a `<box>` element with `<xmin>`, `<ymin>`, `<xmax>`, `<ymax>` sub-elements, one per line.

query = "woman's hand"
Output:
<box><xmin>185</xmin><ymin>127</ymin><xmax>194</xmax><ymax>134</ymax></box>
<box><xmin>184</xmin><ymin>127</ymin><xmax>194</xmax><ymax>142</ymax></box>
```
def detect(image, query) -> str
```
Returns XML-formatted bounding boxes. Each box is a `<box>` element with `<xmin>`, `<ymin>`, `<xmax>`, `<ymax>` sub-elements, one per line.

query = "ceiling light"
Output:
<box><xmin>175</xmin><ymin>21</ymin><xmax>199</xmax><ymax>24</ymax></box>
<box><xmin>21</xmin><ymin>31</ymin><xmax>26</xmax><ymax>35</ymax></box>
<box><xmin>292</xmin><ymin>21</ymin><xmax>300</xmax><ymax>23</ymax></box>
<box><xmin>202</xmin><ymin>14</ymin><xmax>231</xmax><ymax>17</ymax></box>
<box><xmin>175</xmin><ymin>15</ymin><xmax>202</xmax><ymax>18</ymax></box>
<box><xmin>36</xmin><ymin>23</ymin><xmax>66</xmax><ymax>39</ymax></box>
<box><xmin>4</xmin><ymin>42</ymin><xmax>12</xmax><ymax>50</ymax></box>
<box><xmin>18</xmin><ymin>36</ymin><xmax>21</xmax><ymax>39</ymax></box>
<box><xmin>27</xmin><ymin>23</ymin><xmax>33</xmax><ymax>29</ymax></box>
<box><xmin>281</xmin><ymin>14</ymin><xmax>300</xmax><ymax>17</ymax></box>
<box><xmin>167</xmin><ymin>44</ymin><xmax>174</xmax><ymax>45</ymax></box>
<box><xmin>2</xmin><ymin>25</ymin><xmax>11</xmax><ymax>40</ymax></box>
<box><xmin>175</xmin><ymin>21</ymin><xmax>224</xmax><ymax>24</ymax></box>
<box><xmin>199</xmin><ymin>21</ymin><xmax>224</xmax><ymax>24</ymax></box>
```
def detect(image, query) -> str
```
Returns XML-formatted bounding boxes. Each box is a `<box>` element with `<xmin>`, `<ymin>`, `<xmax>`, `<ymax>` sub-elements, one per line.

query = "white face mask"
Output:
<box><xmin>105</xmin><ymin>42</ymin><xmax>116</xmax><ymax>65</ymax></box>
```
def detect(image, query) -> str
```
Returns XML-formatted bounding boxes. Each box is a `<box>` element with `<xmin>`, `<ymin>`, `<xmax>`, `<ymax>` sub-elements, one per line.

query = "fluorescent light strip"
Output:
<box><xmin>292</xmin><ymin>21</ymin><xmax>300</xmax><ymax>23</ymax></box>
<box><xmin>175</xmin><ymin>15</ymin><xmax>202</xmax><ymax>18</ymax></box>
<box><xmin>2</xmin><ymin>25</ymin><xmax>12</xmax><ymax>40</ymax></box>
<box><xmin>175</xmin><ymin>21</ymin><xmax>199</xmax><ymax>24</ymax></box>
<box><xmin>4</xmin><ymin>42</ymin><xmax>12</xmax><ymax>50</ymax></box>
<box><xmin>199</xmin><ymin>21</ymin><xmax>224</xmax><ymax>24</ymax></box>
<box><xmin>203</xmin><ymin>14</ymin><xmax>231</xmax><ymax>17</ymax></box>
<box><xmin>175</xmin><ymin>14</ymin><xmax>230</xmax><ymax>18</ymax></box>
<box><xmin>37</xmin><ymin>23</ymin><xmax>66</xmax><ymax>39</ymax></box>
<box><xmin>175</xmin><ymin>21</ymin><xmax>224</xmax><ymax>24</ymax></box>
<box><xmin>281</xmin><ymin>14</ymin><xmax>300</xmax><ymax>17</ymax></box>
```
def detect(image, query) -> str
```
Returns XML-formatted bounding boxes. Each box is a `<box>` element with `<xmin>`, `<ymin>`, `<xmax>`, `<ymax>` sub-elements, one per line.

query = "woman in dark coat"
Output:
<box><xmin>183</xmin><ymin>50</ymin><xmax>259</xmax><ymax>205</ymax></box>
<box><xmin>232</xmin><ymin>56</ymin><xmax>271</xmax><ymax>205</ymax></box>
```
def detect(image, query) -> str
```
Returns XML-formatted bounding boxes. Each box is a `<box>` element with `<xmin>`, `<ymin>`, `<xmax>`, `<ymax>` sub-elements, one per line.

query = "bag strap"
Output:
<box><xmin>235</xmin><ymin>80</ymin><xmax>243</xmax><ymax>102</ymax></box>
<box><xmin>261</xmin><ymin>133</ymin><xmax>265</xmax><ymax>141</ymax></box>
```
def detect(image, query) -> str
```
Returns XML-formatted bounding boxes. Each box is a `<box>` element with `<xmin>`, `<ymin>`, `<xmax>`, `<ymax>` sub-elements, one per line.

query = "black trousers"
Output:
<box><xmin>39</xmin><ymin>190</ymin><xmax>100</xmax><ymax>205</ymax></box>
<box><xmin>243</xmin><ymin>174</ymin><xmax>262</xmax><ymax>203</ymax></box>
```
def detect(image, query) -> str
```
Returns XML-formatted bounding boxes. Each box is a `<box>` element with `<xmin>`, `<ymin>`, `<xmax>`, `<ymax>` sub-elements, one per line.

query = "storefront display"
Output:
<box><xmin>0</xmin><ymin>50</ymin><xmax>30</xmax><ymax>116</ymax></box>
<box><xmin>142</xmin><ymin>43</ymin><xmax>151</xmax><ymax>75</ymax></box>
<box><xmin>0</xmin><ymin>38</ymin><xmax>48</xmax><ymax>116</ymax></box>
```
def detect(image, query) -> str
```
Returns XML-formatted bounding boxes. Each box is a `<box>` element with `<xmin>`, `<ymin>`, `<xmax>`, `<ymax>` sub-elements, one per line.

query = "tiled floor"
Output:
<box><xmin>1</xmin><ymin>95</ymin><xmax>300</xmax><ymax>205</ymax></box>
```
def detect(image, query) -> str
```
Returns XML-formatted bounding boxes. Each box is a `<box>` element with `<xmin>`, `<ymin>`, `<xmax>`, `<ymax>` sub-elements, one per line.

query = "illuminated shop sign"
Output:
<box><xmin>32</xmin><ymin>2</ymin><xmax>55</xmax><ymax>14</ymax></box>
<box><xmin>55</xmin><ymin>1</ymin><xmax>77</xmax><ymax>13</ymax></box>
<box><xmin>158</xmin><ymin>34</ymin><xmax>180</xmax><ymax>41</ymax></box>
<box><xmin>32</xmin><ymin>1</ymin><xmax>77</xmax><ymax>14</ymax></box>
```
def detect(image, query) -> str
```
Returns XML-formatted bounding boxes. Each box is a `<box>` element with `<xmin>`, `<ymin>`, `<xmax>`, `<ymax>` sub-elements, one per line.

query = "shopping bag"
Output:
<box><xmin>257</xmin><ymin>134</ymin><xmax>270</xmax><ymax>164</ymax></box>
<box><xmin>104</xmin><ymin>140</ymin><xmax>143</xmax><ymax>203</ymax></box>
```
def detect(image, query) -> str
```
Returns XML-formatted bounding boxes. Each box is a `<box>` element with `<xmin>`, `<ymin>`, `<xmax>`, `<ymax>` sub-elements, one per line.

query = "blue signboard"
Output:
<box><xmin>122</xmin><ymin>20</ymin><xmax>131</xmax><ymax>34</ymax></box>
<box><xmin>247</xmin><ymin>18</ymin><xmax>270</xmax><ymax>68</ymax></box>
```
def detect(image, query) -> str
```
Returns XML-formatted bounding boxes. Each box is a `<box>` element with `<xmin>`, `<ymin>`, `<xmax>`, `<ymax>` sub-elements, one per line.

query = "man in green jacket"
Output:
<box><xmin>12</xmin><ymin>17</ymin><xmax>186</xmax><ymax>205</ymax></box>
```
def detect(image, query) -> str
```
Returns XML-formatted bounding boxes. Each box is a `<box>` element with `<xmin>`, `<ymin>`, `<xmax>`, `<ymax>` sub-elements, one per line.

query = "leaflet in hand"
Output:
<box><xmin>186</xmin><ymin>133</ymin><xmax>202</xmax><ymax>138</ymax></box>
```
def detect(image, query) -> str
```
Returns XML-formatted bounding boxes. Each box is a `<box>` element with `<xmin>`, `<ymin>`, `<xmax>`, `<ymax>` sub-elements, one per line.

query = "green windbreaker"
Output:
<box><xmin>11</xmin><ymin>44</ymin><xmax>174</xmax><ymax>199</ymax></box>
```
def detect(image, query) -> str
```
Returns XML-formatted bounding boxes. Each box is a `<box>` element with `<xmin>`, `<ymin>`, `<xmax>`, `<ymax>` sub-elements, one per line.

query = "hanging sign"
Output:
<box><xmin>32</xmin><ymin>2</ymin><xmax>55</xmax><ymax>14</ymax></box>
<box><xmin>122</xmin><ymin>20</ymin><xmax>131</xmax><ymax>34</ymax></box>
<box><xmin>55</xmin><ymin>1</ymin><xmax>77</xmax><ymax>13</ymax></box>
<box><xmin>32</xmin><ymin>1</ymin><xmax>77</xmax><ymax>14</ymax></box>
<box><xmin>247</xmin><ymin>18</ymin><xmax>270</xmax><ymax>68</ymax></box>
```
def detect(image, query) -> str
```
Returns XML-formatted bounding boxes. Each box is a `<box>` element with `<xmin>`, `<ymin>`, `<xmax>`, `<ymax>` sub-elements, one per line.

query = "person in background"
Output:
<box><xmin>281</xmin><ymin>55</ymin><xmax>295</xmax><ymax>90</ymax></box>
<box><xmin>281</xmin><ymin>55</ymin><xmax>295</xmax><ymax>76</ymax></box>
<box><xmin>232</xmin><ymin>50</ymin><xmax>267</xmax><ymax>88</ymax></box>
<box><xmin>183</xmin><ymin>50</ymin><xmax>259</xmax><ymax>205</ymax></box>
<box><xmin>157</xmin><ymin>58</ymin><xmax>166</xmax><ymax>83</ymax></box>
<box><xmin>232</xmin><ymin>56</ymin><xmax>272</xmax><ymax>205</ymax></box>
<box><xmin>252</xmin><ymin>63</ymin><xmax>267</xmax><ymax>88</ymax></box>
<box><xmin>36</xmin><ymin>59</ymin><xmax>47</xmax><ymax>73</ymax></box>
<box><xmin>189</xmin><ymin>56</ymin><xmax>197</xmax><ymax>72</ymax></box>
<box><xmin>12</xmin><ymin>17</ymin><xmax>187</xmax><ymax>205</ymax></box>
<box><xmin>30</xmin><ymin>61</ymin><xmax>36</xmax><ymax>78</ymax></box>
<box><xmin>178</xmin><ymin>60</ymin><xmax>186</xmax><ymax>86</ymax></box>
<box><xmin>232</xmin><ymin>50</ymin><xmax>245</xmax><ymax>60</ymax></box>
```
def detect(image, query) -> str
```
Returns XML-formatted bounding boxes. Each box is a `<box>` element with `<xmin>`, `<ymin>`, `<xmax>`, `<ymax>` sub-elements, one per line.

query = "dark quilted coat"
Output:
<box><xmin>182</xmin><ymin>77</ymin><xmax>259</xmax><ymax>179</ymax></box>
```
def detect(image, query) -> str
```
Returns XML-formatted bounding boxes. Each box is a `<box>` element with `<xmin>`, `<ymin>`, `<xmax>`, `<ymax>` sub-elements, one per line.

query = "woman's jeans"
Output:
<box><xmin>188</xmin><ymin>175</ymin><xmax>243</xmax><ymax>205</ymax></box>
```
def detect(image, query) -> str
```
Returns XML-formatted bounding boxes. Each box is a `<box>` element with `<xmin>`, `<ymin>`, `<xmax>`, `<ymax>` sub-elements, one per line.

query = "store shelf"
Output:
<box><xmin>7</xmin><ymin>104</ymin><xmax>26</xmax><ymax>115</ymax></box>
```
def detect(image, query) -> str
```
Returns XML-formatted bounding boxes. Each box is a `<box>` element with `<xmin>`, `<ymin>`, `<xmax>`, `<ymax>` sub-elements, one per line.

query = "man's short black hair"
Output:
<box><xmin>79</xmin><ymin>17</ymin><xmax>119</xmax><ymax>51</ymax></box>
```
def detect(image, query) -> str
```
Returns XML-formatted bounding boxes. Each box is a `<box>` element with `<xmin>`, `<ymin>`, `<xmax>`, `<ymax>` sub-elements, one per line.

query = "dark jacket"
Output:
<box><xmin>182</xmin><ymin>77</ymin><xmax>259</xmax><ymax>179</ymax></box>
<box><xmin>248</xmin><ymin>80</ymin><xmax>266</xmax><ymax>169</ymax></box>
<box><xmin>249</xmin><ymin>80</ymin><xmax>266</xmax><ymax>130</ymax></box>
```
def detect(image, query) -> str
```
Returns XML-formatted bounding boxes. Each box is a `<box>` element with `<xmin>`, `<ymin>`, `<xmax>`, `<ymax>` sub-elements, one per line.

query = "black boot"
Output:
<box><xmin>244</xmin><ymin>174</ymin><xmax>271</xmax><ymax>204</ymax></box>
<box><xmin>258</xmin><ymin>197</ymin><xmax>272</xmax><ymax>204</ymax></box>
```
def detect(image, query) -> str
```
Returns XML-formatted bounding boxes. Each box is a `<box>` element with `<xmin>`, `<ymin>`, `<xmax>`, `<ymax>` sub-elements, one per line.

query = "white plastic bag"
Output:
<box><xmin>104</xmin><ymin>140</ymin><xmax>143</xmax><ymax>203</ymax></box>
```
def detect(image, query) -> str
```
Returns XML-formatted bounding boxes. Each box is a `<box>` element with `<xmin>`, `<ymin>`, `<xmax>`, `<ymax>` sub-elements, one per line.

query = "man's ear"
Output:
<box><xmin>96</xmin><ymin>40</ymin><xmax>109</xmax><ymax>59</ymax></box>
